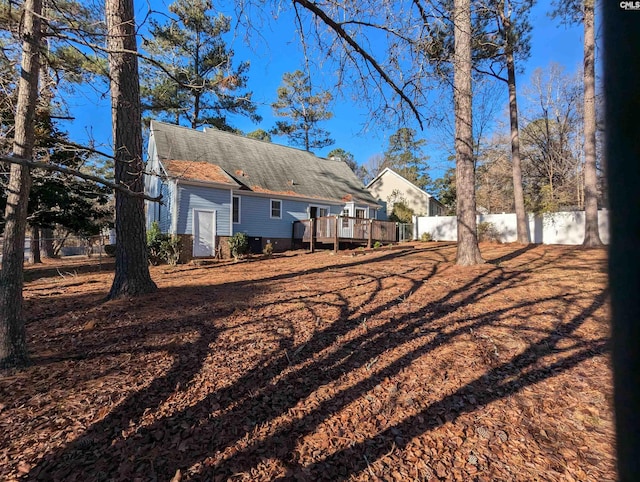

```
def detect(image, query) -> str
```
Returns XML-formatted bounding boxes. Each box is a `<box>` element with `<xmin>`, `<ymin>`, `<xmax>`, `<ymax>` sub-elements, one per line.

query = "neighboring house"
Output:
<box><xmin>145</xmin><ymin>121</ymin><xmax>380</xmax><ymax>258</ymax></box>
<box><xmin>367</xmin><ymin>167</ymin><xmax>445</xmax><ymax>219</ymax></box>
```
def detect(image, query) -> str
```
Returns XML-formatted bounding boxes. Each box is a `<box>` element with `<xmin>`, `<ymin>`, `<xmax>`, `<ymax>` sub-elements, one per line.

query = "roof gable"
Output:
<box><xmin>150</xmin><ymin>121</ymin><xmax>379</xmax><ymax>206</ymax></box>
<box><xmin>367</xmin><ymin>167</ymin><xmax>441</xmax><ymax>204</ymax></box>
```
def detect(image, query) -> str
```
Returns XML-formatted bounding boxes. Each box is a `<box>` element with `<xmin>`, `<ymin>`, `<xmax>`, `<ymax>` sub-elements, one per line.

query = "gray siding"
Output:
<box><xmin>177</xmin><ymin>184</ymin><xmax>231</xmax><ymax>236</ymax></box>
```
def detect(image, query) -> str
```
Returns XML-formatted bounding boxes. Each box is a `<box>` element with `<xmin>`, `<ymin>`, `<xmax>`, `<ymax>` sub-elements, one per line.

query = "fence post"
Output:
<box><xmin>367</xmin><ymin>219</ymin><xmax>373</xmax><ymax>249</ymax></box>
<box><xmin>334</xmin><ymin>215</ymin><xmax>339</xmax><ymax>253</ymax></box>
<box><xmin>310</xmin><ymin>218</ymin><xmax>315</xmax><ymax>253</ymax></box>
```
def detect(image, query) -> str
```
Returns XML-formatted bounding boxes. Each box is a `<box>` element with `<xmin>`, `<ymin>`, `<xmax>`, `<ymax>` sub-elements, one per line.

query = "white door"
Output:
<box><xmin>193</xmin><ymin>209</ymin><xmax>216</xmax><ymax>257</ymax></box>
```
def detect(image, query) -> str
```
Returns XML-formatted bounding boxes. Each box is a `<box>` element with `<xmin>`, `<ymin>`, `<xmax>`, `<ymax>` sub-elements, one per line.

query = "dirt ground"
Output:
<box><xmin>0</xmin><ymin>242</ymin><xmax>614</xmax><ymax>481</ymax></box>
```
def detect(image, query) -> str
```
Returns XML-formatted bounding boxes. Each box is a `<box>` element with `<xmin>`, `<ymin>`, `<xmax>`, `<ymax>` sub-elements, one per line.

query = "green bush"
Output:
<box><xmin>228</xmin><ymin>232</ymin><xmax>249</xmax><ymax>260</ymax></box>
<box><xmin>388</xmin><ymin>201</ymin><xmax>415</xmax><ymax>223</ymax></box>
<box><xmin>147</xmin><ymin>221</ymin><xmax>182</xmax><ymax>265</ymax></box>
<box><xmin>161</xmin><ymin>236</ymin><xmax>182</xmax><ymax>265</ymax></box>
<box><xmin>373</xmin><ymin>241</ymin><xmax>383</xmax><ymax>249</ymax></box>
<box><xmin>420</xmin><ymin>232</ymin><xmax>433</xmax><ymax>242</ymax></box>
<box><xmin>477</xmin><ymin>221</ymin><xmax>500</xmax><ymax>243</ymax></box>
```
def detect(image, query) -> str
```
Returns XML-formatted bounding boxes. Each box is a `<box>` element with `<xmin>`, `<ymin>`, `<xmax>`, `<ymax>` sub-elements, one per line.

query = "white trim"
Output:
<box><xmin>229</xmin><ymin>191</ymin><xmax>233</xmax><ymax>236</ymax></box>
<box><xmin>270</xmin><ymin>199</ymin><xmax>282</xmax><ymax>219</ymax></box>
<box><xmin>232</xmin><ymin>194</ymin><xmax>241</xmax><ymax>225</ymax></box>
<box><xmin>308</xmin><ymin>203</ymin><xmax>330</xmax><ymax>218</ymax></box>
<box><xmin>171</xmin><ymin>180</ymin><xmax>179</xmax><ymax>235</ymax></box>
<box><xmin>192</xmin><ymin>209</ymin><xmax>217</xmax><ymax>257</ymax></box>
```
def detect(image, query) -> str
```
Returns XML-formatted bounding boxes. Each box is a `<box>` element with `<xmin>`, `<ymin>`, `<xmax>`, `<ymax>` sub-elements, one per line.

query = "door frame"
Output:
<box><xmin>192</xmin><ymin>209</ymin><xmax>216</xmax><ymax>257</ymax></box>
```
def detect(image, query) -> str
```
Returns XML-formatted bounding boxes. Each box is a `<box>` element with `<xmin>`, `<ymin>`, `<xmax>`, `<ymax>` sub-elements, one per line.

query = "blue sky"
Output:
<box><xmin>61</xmin><ymin>1</ymin><xmax>587</xmax><ymax>180</ymax></box>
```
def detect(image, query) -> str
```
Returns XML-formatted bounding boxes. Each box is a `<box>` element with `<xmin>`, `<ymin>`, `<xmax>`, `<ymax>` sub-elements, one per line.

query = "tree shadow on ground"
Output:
<box><xmin>16</xmin><ymin>244</ymin><xmax>610</xmax><ymax>480</ymax></box>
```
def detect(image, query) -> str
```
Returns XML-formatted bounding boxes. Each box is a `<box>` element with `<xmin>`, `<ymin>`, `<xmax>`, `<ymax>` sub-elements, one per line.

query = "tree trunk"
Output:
<box><xmin>504</xmin><ymin>28</ymin><xmax>529</xmax><ymax>243</ymax></box>
<box><xmin>106</xmin><ymin>0</ymin><xmax>157</xmax><ymax>299</ymax></box>
<box><xmin>40</xmin><ymin>227</ymin><xmax>55</xmax><ymax>258</ymax></box>
<box><xmin>582</xmin><ymin>0</ymin><xmax>602</xmax><ymax>246</ymax></box>
<box><xmin>0</xmin><ymin>0</ymin><xmax>42</xmax><ymax>368</ymax></box>
<box><xmin>453</xmin><ymin>0</ymin><xmax>483</xmax><ymax>266</ymax></box>
<box><xmin>29</xmin><ymin>225</ymin><xmax>42</xmax><ymax>264</ymax></box>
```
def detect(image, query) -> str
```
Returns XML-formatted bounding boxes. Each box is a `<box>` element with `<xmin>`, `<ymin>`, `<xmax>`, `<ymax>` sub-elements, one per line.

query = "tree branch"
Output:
<box><xmin>0</xmin><ymin>154</ymin><xmax>162</xmax><ymax>203</ymax></box>
<box><xmin>291</xmin><ymin>0</ymin><xmax>424</xmax><ymax>129</ymax></box>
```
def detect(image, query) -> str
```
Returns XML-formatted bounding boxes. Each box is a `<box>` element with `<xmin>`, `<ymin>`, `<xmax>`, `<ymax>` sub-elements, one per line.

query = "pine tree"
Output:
<box><xmin>551</xmin><ymin>0</ymin><xmax>603</xmax><ymax>246</ymax></box>
<box><xmin>327</xmin><ymin>148</ymin><xmax>368</xmax><ymax>182</ymax></box>
<box><xmin>141</xmin><ymin>0</ymin><xmax>258</xmax><ymax>130</ymax></box>
<box><xmin>454</xmin><ymin>0</ymin><xmax>483</xmax><ymax>265</ymax></box>
<box><xmin>106</xmin><ymin>0</ymin><xmax>157</xmax><ymax>298</ymax></box>
<box><xmin>271</xmin><ymin>70</ymin><xmax>334</xmax><ymax>152</ymax></box>
<box><xmin>0</xmin><ymin>0</ymin><xmax>42</xmax><ymax>368</ymax></box>
<box><xmin>474</xmin><ymin>0</ymin><xmax>535</xmax><ymax>244</ymax></box>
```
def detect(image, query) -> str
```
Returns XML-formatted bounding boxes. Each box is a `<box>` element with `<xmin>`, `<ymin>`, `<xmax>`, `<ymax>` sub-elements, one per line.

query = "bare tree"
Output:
<box><xmin>521</xmin><ymin>65</ymin><xmax>583</xmax><ymax>213</ymax></box>
<box><xmin>105</xmin><ymin>0</ymin><xmax>157</xmax><ymax>298</ymax></box>
<box><xmin>476</xmin><ymin>132</ymin><xmax>514</xmax><ymax>213</ymax></box>
<box><xmin>0</xmin><ymin>0</ymin><xmax>42</xmax><ymax>368</ymax></box>
<box><xmin>551</xmin><ymin>0</ymin><xmax>602</xmax><ymax>245</ymax></box>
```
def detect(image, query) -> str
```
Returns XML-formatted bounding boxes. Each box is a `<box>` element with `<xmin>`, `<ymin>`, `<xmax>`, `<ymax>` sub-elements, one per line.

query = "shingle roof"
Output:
<box><xmin>150</xmin><ymin>121</ymin><xmax>379</xmax><ymax>206</ymax></box>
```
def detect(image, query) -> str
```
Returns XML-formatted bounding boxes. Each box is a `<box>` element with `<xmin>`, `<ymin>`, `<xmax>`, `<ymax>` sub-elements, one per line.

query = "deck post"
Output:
<box><xmin>334</xmin><ymin>215</ymin><xmax>339</xmax><ymax>253</ymax></box>
<box><xmin>367</xmin><ymin>219</ymin><xmax>373</xmax><ymax>249</ymax></box>
<box><xmin>310</xmin><ymin>218</ymin><xmax>315</xmax><ymax>253</ymax></box>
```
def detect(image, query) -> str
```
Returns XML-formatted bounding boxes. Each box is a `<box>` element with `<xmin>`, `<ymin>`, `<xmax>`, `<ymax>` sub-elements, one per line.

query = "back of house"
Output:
<box><xmin>145</xmin><ymin>121</ymin><xmax>380</xmax><ymax>258</ymax></box>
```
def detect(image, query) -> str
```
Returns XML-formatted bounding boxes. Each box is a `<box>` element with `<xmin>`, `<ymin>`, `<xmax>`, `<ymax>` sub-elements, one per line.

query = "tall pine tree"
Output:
<box><xmin>271</xmin><ymin>70</ymin><xmax>334</xmax><ymax>152</ymax></box>
<box><xmin>106</xmin><ymin>0</ymin><xmax>157</xmax><ymax>298</ymax></box>
<box><xmin>141</xmin><ymin>0</ymin><xmax>258</xmax><ymax>130</ymax></box>
<box><xmin>0</xmin><ymin>0</ymin><xmax>42</xmax><ymax>368</ymax></box>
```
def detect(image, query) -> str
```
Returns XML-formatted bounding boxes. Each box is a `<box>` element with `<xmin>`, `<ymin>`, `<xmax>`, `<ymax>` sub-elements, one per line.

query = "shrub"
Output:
<box><xmin>263</xmin><ymin>242</ymin><xmax>274</xmax><ymax>256</ymax></box>
<box><xmin>388</xmin><ymin>201</ymin><xmax>415</xmax><ymax>223</ymax></box>
<box><xmin>161</xmin><ymin>236</ymin><xmax>182</xmax><ymax>265</ymax></box>
<box><xmin>420</xmin><ymin>232</ymin><xmax>433</xmax><ymax>242</ymax></box>
<box><xmin>147</xmin><ymin>221</ymin><xmax>166</xmax><ymax>265</ymax></box>
<box><xmin>373</xmin><ymin>241</ymin><xmax>383</xmax><ymax>249</ymax></box>
<box><xmin>477</xmin><ymin>221</ymin><xmax>500</xmax><ymax>243</ymax></box>
<box><xmin>147</xmin><ymin>221</ymin><xmax>182</xmax><ymax>265</ymax></box>
<box><xmin>104</xmin><ymin>244</ymin><xmax>116</xmax><ymax>257</ymax></box>
<box><xmin>228</xmin><ymin>232</ymin><xmax>249</xmax><ymax>260</ymax></box>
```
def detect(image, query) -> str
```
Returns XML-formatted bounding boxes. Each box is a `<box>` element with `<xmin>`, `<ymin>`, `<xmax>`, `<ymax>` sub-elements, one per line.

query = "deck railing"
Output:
<box><xmin>293</xmin><ymin>216</ymin><xmax>398</xmax><ymax>245</ymax></box>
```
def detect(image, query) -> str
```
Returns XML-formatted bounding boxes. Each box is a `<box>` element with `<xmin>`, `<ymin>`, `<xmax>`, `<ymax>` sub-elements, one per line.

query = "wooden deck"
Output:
<box><xmin>293</xmin><ymin>216</ymin><xmax>398</xmax><ymax>252</ymax></box>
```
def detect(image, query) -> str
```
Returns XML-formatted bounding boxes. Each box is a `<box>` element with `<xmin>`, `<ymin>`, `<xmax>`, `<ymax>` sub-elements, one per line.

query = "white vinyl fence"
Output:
<box><xmin>414</xmin><ymin>209</ymin><xmax>609</xmax><ymax>245</ymax></box>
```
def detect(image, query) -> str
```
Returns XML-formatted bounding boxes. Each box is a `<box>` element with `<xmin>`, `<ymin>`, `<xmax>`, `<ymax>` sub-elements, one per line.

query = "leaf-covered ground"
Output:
<box><xmin>1</xmin><ymin>243</ymin><xmax>614</xmax><ymax>481</ymax></box>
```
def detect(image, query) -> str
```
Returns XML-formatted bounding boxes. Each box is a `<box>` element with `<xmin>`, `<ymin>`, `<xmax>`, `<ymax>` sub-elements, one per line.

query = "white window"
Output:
<box><xmin>309</xmin><ymin>204</ymin><xmax>330</xmax><ymax>219</ymax></box>
<box><xmin>232</xmin><ymin>196</ymin><xmax>240</xmax><ymax>224</ymax></box>
<box><xmin>270</xmin><ymin>199</ymin><xmax>282</xmax><ymax>219</ymax></box>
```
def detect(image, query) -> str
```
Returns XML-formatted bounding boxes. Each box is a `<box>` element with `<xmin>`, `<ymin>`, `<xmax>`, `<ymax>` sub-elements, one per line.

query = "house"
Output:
<box><xmin>366</xmin><ymin>167</ymin><xmax>445</xmax><ymax>219</ymax></box>
<box><xmin>145</xmin><ymin>121</ymin><xmax>381</xmax><ymax>258</ymax></box>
